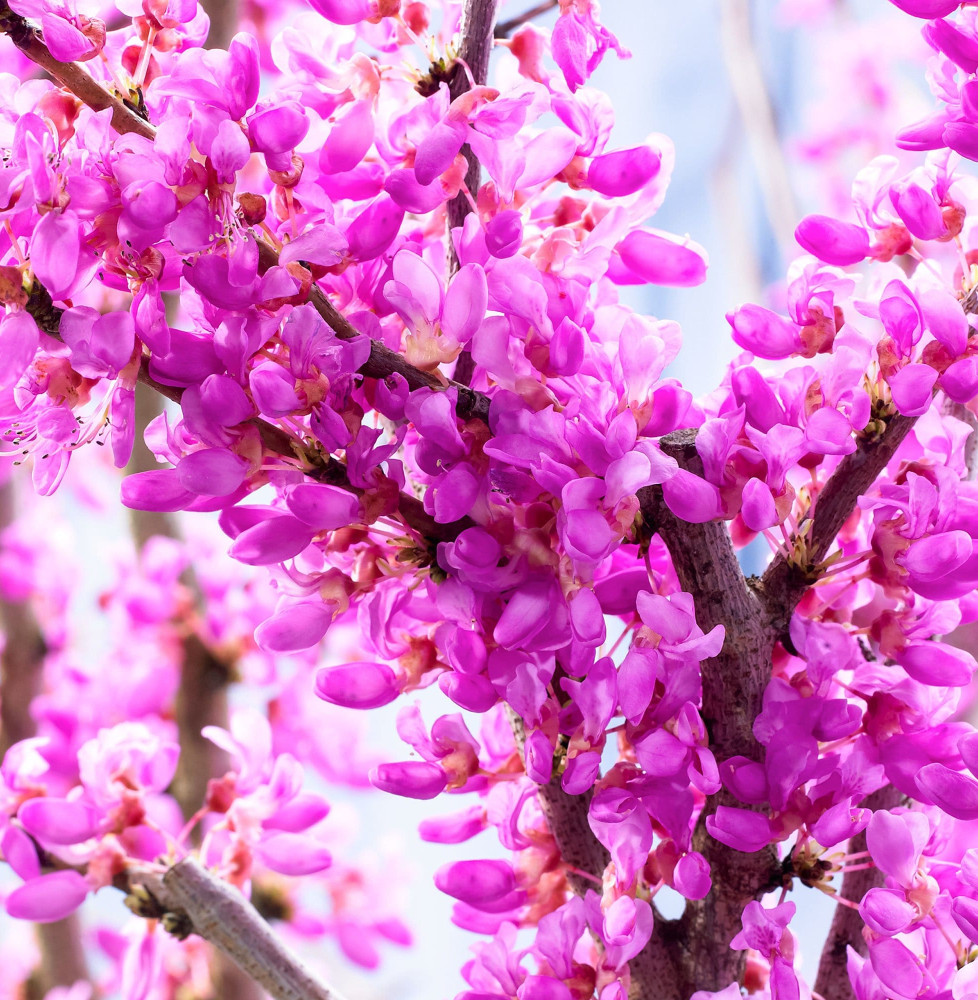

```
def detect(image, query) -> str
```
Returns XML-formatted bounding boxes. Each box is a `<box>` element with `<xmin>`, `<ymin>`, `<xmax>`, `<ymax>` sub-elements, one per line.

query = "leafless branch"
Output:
<box><xmin>494</xmin><ymin>0</ymin><xmax>557</xmax><ymax>38</ymax></box>
<box><xmin>718</xmin><ymin>0</ymin><xmax>798</xmax><ymax>259</ymax></box>
<box><xmin>0</xmin><ymin>481</ymin><xmax>91</xmax><ymax>992</ymax></box>
<box><xmin>129</xmin><ymin>856</ymin><xmax>348</xmax><ymax>1000</ymax></box>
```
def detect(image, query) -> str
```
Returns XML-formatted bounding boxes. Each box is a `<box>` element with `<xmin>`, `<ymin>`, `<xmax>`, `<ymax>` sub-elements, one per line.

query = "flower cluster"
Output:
<box><xmin>7</xmin><ymin>0</ymin><xmax>978</xmax><ymax>998</ymax></box>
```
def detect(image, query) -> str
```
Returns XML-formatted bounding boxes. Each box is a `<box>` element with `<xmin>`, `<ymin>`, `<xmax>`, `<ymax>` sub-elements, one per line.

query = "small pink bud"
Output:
<box><xmin>316</xmin><ymin>662</ymin><xmax>400</xmax><ymax>709</ymax></box>
<box><xmin>370</xmin><ymin>761</ymin><xmax>446</xmax><ymax>799</ymax></box>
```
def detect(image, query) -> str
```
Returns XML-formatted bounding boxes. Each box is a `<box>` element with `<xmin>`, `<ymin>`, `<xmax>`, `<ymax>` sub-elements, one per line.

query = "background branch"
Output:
<box><xmin>0</xmin><ymin>479</ymin><xmax>90</xmax><ymax>994</ymax></box>
<box><xmin>718</xmin><ymin>0</ymin><xmax>798</xmax><ymax>259</ymax></box>
<box><xmin>129</xmin><ymin>855</ymin><xmax>347</xmax><ymax>1000</ymax></box>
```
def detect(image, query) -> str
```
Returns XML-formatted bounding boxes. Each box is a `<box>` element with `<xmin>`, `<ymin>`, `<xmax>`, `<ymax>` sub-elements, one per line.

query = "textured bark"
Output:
<box><xmin>814</xmin><ymin>785</ymin><xmax>905</xmax><ymax>1000</ymax></box>
<box><xmin>445</xmin><ymin>0</ymin><xmax>500</xmax><ymax>385</ymax></box>
<box><xmin>761</xmin><ymin>412</ymin><xmax>915</xmax><ymax>618</ymax></box>
<box><xmin>636</xmin><ymin>432</ymin><xmax>783</xmax><ymax>995</ymax></box>
<box><xmin>131</xmin><ymin>856</ymin><xmax>347</xmax><ymax>1000</ymax></box>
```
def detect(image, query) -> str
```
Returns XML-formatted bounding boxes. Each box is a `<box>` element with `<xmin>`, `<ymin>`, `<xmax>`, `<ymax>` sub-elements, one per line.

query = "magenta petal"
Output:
<box><xmin>673</xmin><ymin>852</ymin><xmax>711</xmax><ymax>900</ymax></box>
<box><xmin>369</xmin><ymin>761</ymin><xmax>446</xmax><ymax>799</ymax></box>
<box><xmin>860</xmin><ymin>887</ymin><xmax>916</xmax><ymax>935</ymax></box>
<box><xmin>121</xmin><ymin>470</ymin><xmax>198</xmax><ymax>512</ymax></box>
<box><xmin>952</xmin><ymin>897</ymin><xmax>978</xmax><ymax>944</ymax></box>
<box><xmin>727</xmin><ymin>304</ymin><xmax>801</xmax><ymax>360</ymax></box>
<box><xmin>615</xmin><ymin>229</ymin><xmax>708</xmax><ymax>287</ymax></box>
<box><xmin>306</xmin><ymin>0</ymin><xmax>371</xmax><ymax>24</ymax></box>
<box><xmin>794</xmin><ymin>214</ymin><xmax>870</xmax><ymax>266</ymax></box>
<box><xmin>888</xmin><ymin>363</ymin><xmax>937</xmax><ymax>416</ymax></box>
<box><xmin>1</xmin><ymin>825</ymin><xmax>40</xmax><ymax>881</ymax></box>
<box><xmin>890</xmin><ymin>182</ymin><xmax>947</xmax><ymax>240</ymax></box>
<box><xmin>31</xmin><ymin>211</ymin><xmax>83</xmax><ymax>300</ymax></box>
<box><xmin>279</xmin><ymin>226</ymin><xmax>349</xmax><ymax>268</ymax></box>
<box><xmin>661</xmin><ymin>469</ymin><xmax>721</xmax><ymax>523</ymax></box>
<box><xmin>255</xmin><ymin>601</ymin><xmax>333</xmax><ymax>653</ymax></box>
<box><xmin>286</xmin><ymin>483</ymin><xmax>362</xmax><ymax>530</ymax></box>
<box><xmin>898</xmin><ymin>641</ymin><xmax>974</xmax><ymax>686</ymax></box>
<box><xmin>915</xmin><ymin>763</ymin><xmax>978</xmax><ymax>819</ymax></box>
<box><xmin>588</xmin><ymin>145</ymin><xmax>661</xmax><ymax>197</ymax></box>
<box><xmin>257</xmin><ymin>833</ymin><xmax>331</xmax><ymax>875</ymax></box>
<box><xmin>264</xmin><ymin>793</ymin><xmax>331</xmax><ymax>833</ymax></box>
<box><xmin>6</xmin><ymin>871</ymin><xmax>89</xmax><ymax>923</ymax></box>
<box><xmin>705</xmin><ymin>806</ymin><xmax>772</xmax><ymax>852</ymax></box>
<box><xmin>41</xmin><ymin>13</ymin><xmax>97</xmax><ymax>61</ymax></box>
<box><xmin>176</xmin><ymin>449</ymin><xmax>249</xmax><ymax>496</ymax></box>
<box><xmin>418</xmin><ymin>806</ymin><xmax>486</xmax><ymax>844</ymax></box>
<box><xmin>940</xmin><ymin>356</ymin><xmax>978</xmax><ymax>403</ymax></box>
<box><xmin>316</xmin><ymin>662</ymin><xmax>400</xmax><ymax>709</ymax></box>
<box><xmin>435</xmin><ymin>860</ymin><xmax>515</xmax><ymax>904</ymax></box>
<box><xmin>886</xmin><ymin>0</ymin><xmax>960</xmax><ymax>16</ymax></box>
<box><xmin>228</xmin><ymin>515</ymin><xmax>316</xmax><ymax>565</ymax></box>
<box><xmin>868</xmin><ymin>939</ymin><xmax>924</xmax><ymax>1000</ymax></box>
<box><xmin>442</xmin><ymin>264</ymin><xmax>488</xmax><ymax>344</ymax></box>
<box><xmin>741</xmin><ymin>478</ymin><xmax>778</xmax><ymax>532</ymax></box>
<box><xmin>0</xmin><ymin>311</ymin><xmax>39</xmax><ymax>388</ymax></box>
<box><xmin>19</xmin><ymin>797</ymin><xmax>99</xmax><ymax>845</ymax></box>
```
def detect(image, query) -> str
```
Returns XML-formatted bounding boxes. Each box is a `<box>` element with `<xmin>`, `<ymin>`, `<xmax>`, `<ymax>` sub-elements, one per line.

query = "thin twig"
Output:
<box><xmin>494</xmin><ymin>0</ymin><xmax>558</xmax><ymax>38</ymax></box>
<box><xmin>718</xmin><ymin>0</ymin><xmax>798</xmax><ymax>259</ymax></box>
<box><xmin>761</xmin><ymin>412</ymin><xmax>915</xmax><ymax>620</ymax></box>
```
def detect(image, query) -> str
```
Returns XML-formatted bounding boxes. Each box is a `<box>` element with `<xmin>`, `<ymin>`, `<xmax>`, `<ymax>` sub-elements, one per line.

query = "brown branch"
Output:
<box><xmin>0</xmin><ymin>0</ymin><xmax>490</xmax><ymax>425</ymax></box>
<box><xmin>445</xmin><ymin>0</ymin><xmax>499</xmax><ymax>385</ymax></box>
<box><xmin>637</xmin><ymin>431</ymin><xmax>782</xmax><ymax>995</ymax></box>
<box><xmin>760</xmin><ymin>412</ymin><xmax>915</xmax><ymax>621</ymax></box>
<box><xmin>494</xmin><ymin>0</ymin><xmax>558</xmax><ymax>38</ymax></box>
<box><xmin>200</xmin><ymin>0</ymin><xmax>239</xmax><ymax>50</ymax></box>
<box><xmin>0</xmin><ymin>481</ymin><xmax>91</xmax><ymax>993</ymax></box>
<box><xmin>129</xmin><ymin>856</ymin><xmax>348</xmax><ymax>1000</ymax></box>
<box><xmin>813</xmin><ymin>785</ymin><xmax>904</xmax><ymax>1000</ymax></box>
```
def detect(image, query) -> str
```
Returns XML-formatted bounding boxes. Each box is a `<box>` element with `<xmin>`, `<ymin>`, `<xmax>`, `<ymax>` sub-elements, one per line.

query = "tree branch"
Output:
<box><xmin>22</xmin><ymin>280</ymin><xmax>472</xmax><ymax>546</ymax></box>
<box><xmin>637</xmin><ymin>430</ymin><xmax>783</xmax><ymax>994</ymax></box>
<box><xmin>0</xmin><ymin>0</ymin><xmax>491</xmax><ymax>425</ymax></box>
<box><xmin>129</xmin><ymin>856</ymin><xmax>349</xmax><ymax>1000</ymax></box>
<box><xmin>0</xmin><ymin>480</ymin><xmax>91</xmax><ymax>993</ymax></box>
<box><xmin>494</xmin><ymin>0</ymin><xmax>557</xmax><ymax>38</ymax></box>
<box><xmin>717</xmin><ymin>0</ymin><xmax>798</xmax><ymax>259</ymax></box>
<box><xmin>813</xmin><ymin>785</ymin><xmax>904</xmax><ymax>1000</ymax></box>
<box><xmin>445</xmin><ymin>0</ymin><xmax>499</xmax><ymax>385</ymax></box>
<box><xmin>761</xmin><ymin>411</ymin><xmax>915</xmax><ymax>621</ymax></box>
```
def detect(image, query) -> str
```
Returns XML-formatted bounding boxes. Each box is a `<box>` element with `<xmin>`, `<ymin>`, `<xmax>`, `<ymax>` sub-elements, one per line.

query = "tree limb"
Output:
<box><xmin>494</xmin><ymin>0</ymin><xmax>558</xmax><ymax>38</ymax></box>
<box><xmin>0</xmin><ymin>480</ymin><xmax>91</xmax><ymax>993</ymax></box>
<box><xmin>129</xmin><ymin>856</ymin><xmax>348</xmax><ymax>1000</ymax></box>
<box><xmin>636</xmin><ymin>431</ymin><xmax>783</xmax><ymax>995</ymax></box>
<box><xmin>761</xmin><ymin>412</ymin><xmax>915</xmax><ymax>621</ymax></box>
<box><xmin>445</xmin><ymin>0</ymin><xmax>499</xmax><ymax>385</ymax></box>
